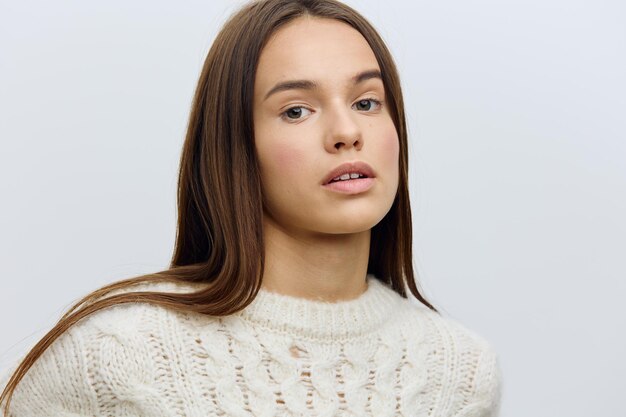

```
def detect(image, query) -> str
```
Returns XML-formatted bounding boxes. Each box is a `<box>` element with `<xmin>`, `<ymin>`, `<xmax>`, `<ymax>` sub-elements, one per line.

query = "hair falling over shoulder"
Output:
<box><xmin>0</xmin><ymin>0</ymin><xmax>439</xmax><ymax>413</ymax></box>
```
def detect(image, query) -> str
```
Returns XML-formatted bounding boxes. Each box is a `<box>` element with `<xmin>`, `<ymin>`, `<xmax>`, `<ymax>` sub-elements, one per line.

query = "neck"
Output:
<box><xmin>261</xmin><ymin>214</ymin><xmax>370</xmax><ymax>302</ymax></box>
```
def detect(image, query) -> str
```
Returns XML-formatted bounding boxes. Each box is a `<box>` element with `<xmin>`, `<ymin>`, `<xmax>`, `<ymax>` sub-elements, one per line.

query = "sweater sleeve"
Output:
<box><xmin>455</xmin><ymin>344</ymin><xmax>504</xmax><ymax>417</ymax></box>
<box><xmin>1</xmin><ymin>327</ymin><xmax>101</xmax><ymax>417</ymax></box>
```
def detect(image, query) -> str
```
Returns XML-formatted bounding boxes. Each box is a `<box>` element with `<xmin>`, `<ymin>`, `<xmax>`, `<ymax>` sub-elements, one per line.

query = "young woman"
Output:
<box><xmin>0</xmin><ymin>0</ymin><xmax>502</xmax><ymax>415</ymax></box>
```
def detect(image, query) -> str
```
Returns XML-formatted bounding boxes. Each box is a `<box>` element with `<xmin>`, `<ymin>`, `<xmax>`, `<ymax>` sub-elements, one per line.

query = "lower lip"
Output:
<box><xmin>322</xmin><ymin>178</ymin><xmax>375</xmax><ymax>194</ymax></box>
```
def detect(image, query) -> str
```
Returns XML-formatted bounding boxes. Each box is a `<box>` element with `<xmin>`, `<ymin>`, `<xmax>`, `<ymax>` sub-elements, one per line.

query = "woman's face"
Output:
<box><xmin>253</xmin><ymin>16</ymin><xmax>400</xmax><ymax>236</ymax></box>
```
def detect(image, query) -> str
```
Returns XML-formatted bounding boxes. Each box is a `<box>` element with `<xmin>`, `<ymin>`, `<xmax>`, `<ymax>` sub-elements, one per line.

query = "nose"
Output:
<box><xmin>323</xmin><ymin>103</ymin><xmax>363</xmax><ymax>153</ymax></box>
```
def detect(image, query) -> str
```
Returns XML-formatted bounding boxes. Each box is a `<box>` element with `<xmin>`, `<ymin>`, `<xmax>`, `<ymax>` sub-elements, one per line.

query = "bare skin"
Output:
<box><xmin>252</xmin><ymin>16</ymin><xmax>400</xmax><ymax>302</ymax></box>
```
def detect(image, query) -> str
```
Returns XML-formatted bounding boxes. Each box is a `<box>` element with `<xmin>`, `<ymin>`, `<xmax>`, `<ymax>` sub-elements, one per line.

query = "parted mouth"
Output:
<box><xmin>322</xmin><ymin>161</ymin><xmax>376</xmax><ymax>185</ymax></box>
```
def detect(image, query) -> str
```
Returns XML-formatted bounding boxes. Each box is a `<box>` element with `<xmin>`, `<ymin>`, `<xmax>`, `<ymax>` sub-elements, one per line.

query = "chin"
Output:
<box><xmin>318</xmin><ymin>214</ymin><xmax>386</xmax><ymax>235</ymax></box>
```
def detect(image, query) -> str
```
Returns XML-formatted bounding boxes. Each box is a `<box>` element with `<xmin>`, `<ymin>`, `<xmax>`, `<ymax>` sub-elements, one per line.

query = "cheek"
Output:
<box><xmin>259</xmin><ymin>139</ymin><xmax>309</xmax><ymax>191</ymax></box>
<box><xmin>382</xmin><ymin>128</ymin><xmax>400</xmax><ymax>165</ymax></box>
<box><xmin>274</xmin><ymin>146</ymin><xmax>306</xmax><ymax>173</ymax></box>
<box><xmin>380</xmin><ymin>128</ymin><xmax>401</xmax><ymax>193</ymax></box>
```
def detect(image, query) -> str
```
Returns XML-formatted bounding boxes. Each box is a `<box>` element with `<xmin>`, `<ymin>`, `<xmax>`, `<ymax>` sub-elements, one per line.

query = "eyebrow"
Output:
<box><xmin>263</xmin><ymin>69</ymin><xmax>383</xmax><ymax>102</ymax></box>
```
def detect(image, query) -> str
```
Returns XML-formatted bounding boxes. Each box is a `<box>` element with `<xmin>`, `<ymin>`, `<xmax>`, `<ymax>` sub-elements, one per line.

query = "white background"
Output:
<box><xmin>1</xmin><ymin>0</ymin><xmax>625</xmax><ymax>415</ymax></box>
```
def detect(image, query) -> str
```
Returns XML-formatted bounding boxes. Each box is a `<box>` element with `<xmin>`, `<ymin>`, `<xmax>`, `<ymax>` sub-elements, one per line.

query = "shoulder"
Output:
<box><xmin>56</xmin><ymin>280</ymin><xmax>224</xmax><ymax>364</ymax></box>
<box><xmin>79</xmin><ymin>280</ymin><xmax>205</xmax><ymax>329</ymax></box>
<box><xmin>399</xmin><ymin>300</ymin><xmax>497</xmax><ymax>355</ymax></box>
<box><xmin>426</xmin><ymin>308</ymin><xmax>495</xmax><ymax>351</ymax></box>
<box><xmin>2</xmin><ymin>280</ymin><xmax>218</xmax><ymax>416</ymax></box>
<box><xmin>399</xmin><ymin>302</ymin><xmax>503</xmax><ymax>416</ymax></box>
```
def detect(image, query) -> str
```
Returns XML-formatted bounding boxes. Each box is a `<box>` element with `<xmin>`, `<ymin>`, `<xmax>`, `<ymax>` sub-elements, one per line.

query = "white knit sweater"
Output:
<box><xmin>2</xmin><ymin>275</ymin><xmax>502</xmax><ymax>416</ymax></box>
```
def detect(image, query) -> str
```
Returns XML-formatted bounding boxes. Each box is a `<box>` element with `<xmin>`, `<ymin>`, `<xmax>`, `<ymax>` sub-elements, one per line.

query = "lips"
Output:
<box><xmin>322</xmin><ymin>161</ymin><xmax>376</xmax><ymax>185</ymax></box>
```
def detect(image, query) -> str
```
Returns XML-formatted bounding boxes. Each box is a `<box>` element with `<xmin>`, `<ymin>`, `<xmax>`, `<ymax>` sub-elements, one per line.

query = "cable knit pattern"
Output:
<box><xmin>1</xmin><ymin>274</ymin><xmax>502</xmax><ymax>416</ymax></box>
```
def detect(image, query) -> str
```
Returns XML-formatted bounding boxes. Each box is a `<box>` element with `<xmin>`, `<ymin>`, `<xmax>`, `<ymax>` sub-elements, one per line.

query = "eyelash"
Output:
<box><xmin>280</xmin><ymin>97</ymin><xmax>383</xmax><ymax>123</ymax></box>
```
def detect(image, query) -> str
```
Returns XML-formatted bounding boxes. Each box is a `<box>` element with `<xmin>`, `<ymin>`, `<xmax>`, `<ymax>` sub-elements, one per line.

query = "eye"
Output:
<box><xmin>353</xmin><ymin>98</ymin><xmax>383</xmax><ymax>111</ymax></box>
<box><xmin>280</xmin><ymin>106</ymin><xmax>312</xmax><ymax>122</ymax></box>
<box><xmin>279</xmin><ymin>98</ymin><xmax>383</xmax><ymax>123</ymax></box>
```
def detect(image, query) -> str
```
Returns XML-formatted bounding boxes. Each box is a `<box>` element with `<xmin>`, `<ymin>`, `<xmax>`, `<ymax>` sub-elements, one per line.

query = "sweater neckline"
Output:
<box><xmin>235</xmin><ymin>274</ymin><xmax>402</xmax><ymax>342</ymax></box>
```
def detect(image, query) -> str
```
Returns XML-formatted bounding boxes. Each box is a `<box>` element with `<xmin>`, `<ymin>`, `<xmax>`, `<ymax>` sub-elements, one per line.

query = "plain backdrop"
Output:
<box><xmin>1</xmin><ymin>0</ymin><xmax>624</xmax><ymax>415</ymax></box>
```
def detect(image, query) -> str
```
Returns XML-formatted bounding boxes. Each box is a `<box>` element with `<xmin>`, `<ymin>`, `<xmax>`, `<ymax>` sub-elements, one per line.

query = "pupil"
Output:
<box><xmin>287</xmin><ymin>108</ymin><xmax>301</xmax><ymax>118</ymax></box>
<box><xmin>358</xmin><ymin>100</ymin><xmax>371</xmax><ymax>110</ymax></box>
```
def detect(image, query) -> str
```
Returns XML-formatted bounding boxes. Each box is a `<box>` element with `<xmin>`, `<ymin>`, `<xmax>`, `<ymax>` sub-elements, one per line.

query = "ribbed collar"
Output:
<box><xmin>235</xmin><ymin>274</ymin><xmax>403</xmax><ymax>342</ymax></box>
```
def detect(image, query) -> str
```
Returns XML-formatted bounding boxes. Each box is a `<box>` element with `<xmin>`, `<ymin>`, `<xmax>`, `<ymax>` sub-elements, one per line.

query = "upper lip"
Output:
<box><xmin>322</xmin><ymin>161</ymin><xmax>376</xmax><ymax>185</ymax></box>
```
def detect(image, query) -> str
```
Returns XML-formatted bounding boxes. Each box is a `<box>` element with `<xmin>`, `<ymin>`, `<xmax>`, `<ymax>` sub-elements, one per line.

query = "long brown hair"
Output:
<box><xmin>0</xmin><ymin>0</ymin><xmax>438</xmax><ymax>412</ymax></box>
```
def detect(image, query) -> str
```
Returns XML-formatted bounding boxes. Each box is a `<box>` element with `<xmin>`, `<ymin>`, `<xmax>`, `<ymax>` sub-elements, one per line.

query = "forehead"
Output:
<box><xmin>255</xmin><ymin>16</ymin><xmax>380</xmax><ymax>93</ymax></box>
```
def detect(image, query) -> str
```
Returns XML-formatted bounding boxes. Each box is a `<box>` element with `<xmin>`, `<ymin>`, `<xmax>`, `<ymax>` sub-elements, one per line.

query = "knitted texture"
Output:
<box><xmin>2</xmin><ymin>275</ymin><xmax>502</xmax><ymax>416</ymax></box>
